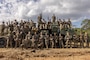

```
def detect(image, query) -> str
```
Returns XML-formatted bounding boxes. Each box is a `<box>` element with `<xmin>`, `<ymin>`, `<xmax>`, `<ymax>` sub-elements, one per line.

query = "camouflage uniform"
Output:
<box><xmin>34</xmin><ymin>32</ymin><xmax>39</xmax><ymax>49</ymax></box>
<box><xmin>1</xmin><ymin>21</ymin><xmax>5</xmax><ymax>35</ymax></box>
<box><xmin>40</xmin><ymin>24</ymin><xmax>43</xmax><ymax>29</ymax></box>
<box><xmin>14</xmin><ymin>31</ymin><xmax>20</xmax><ymax>48</ymax></box>
<box><xmin>14</xmin><ymin>20</ymin><xmax>18</xmax><ymax>25</ymax></box>
<box><xmin>45</xmin><ymin>23</ymin><xmax>48</xmax><ymax>29</ymax></box>
<box><xmin>53</xmin><ymin>33</ymin><xmax>58</xmax><ymax>48</ymax></box>
<box><xmin>6</xmin><ymin>22</ymin><xmax>9</xmax><ymax>34</ymax></box>
<box><xmin>52</xmin><ymin>14</ymin><xmax>56</xmax><ymax>22</ymax></box>
<box><xmin>59</xmin><ymin>19</ymin><xmax>63</xmax><ymax>31</ymax></box>
<box><xmin>22</xmin><ymin>33</ymin><xmax>31</xmax><ymax>49</ymax></box>
<box><xmin>67</xmin><ymin>19</ymin><xmax>71</xmax><ymax>29</ymax></box>
<box><xmin>62</xmin><ymin>19</ymin><xmax>67</xmax><ymax>29</ymax></box>
<box><xmin>38</xmin><ymin>33</ymin><xmax>44</xmax><ymax>49</ymax></box>
<box><xmin>65</xmin><ymin>32</ymin><xmax>71</xmax><ymax>48</ymax></box>
<box><xmin>27</xmin><ymin>32</ymin><xmax>32</xmax><ymax>47</ymax></box>
<box><xmin>79</xmin><ymin>32</ymin><xmax>84</xmax><ymax>48</ymax></box>
<box><xmin>44</xmin><ymin>33</ymin><xmax>49</xmax><ymax>49</ymax></box>
<box><xmin>9</xmin><ymin>21</ymin><xmax>14</xmax><ymax>33</ymax></box>
<box><xmin>20</xmin><ymin>31</ymin><xmax>30</xmax><ymax>49</ymax></box>
<box><xmin>84</xmin><ymin>32</ymin><xmax>89</xmax><ymax>48</ymax></box>
<box><xmin>59</xmin><ymin>34</ymin><xmax>64</xmax><ymax>48</ymax></box>
<box><xmin>37</xmin><ymin>14</ymin><xmax>42</xmax><ymax>29</ymax></box>
<box><xmin>73</xmin><ymin>34</ymin><xmax>78</xmax><ymax>47</ymax></box>
<box><xmin>21</xmin><ymin>37</ymin><xmax>27</xmax><ymax>49</ymax></box>
<box><xmin>50</xmin><ymin>34</ymin><xmax>54</xmax><ymax>48</ymax></box>
<box><xmin>6</xmin><ymin>33</ymin><xmax>10</xmax><ymax>48</ymax></box>
<box><xmin>14</xmin><ymin>25</ymin><xmax>19</xmax><ymax>32</ymax></box>
<box><xmin>31</xmin><ymin>36</ymin><xmax>35</xmax><ymax>48</ymax></box>
<box><xmin>20</xmin><ymin>20</ymin><xmax>24</xmax><ymax>28</ymax></box>
<box><xmin>19</xmin><ymin>31</ymin><xmax>26</xmax><ymax>44</ymax></box>
<box><xmin>6</xmin><ymin>32</ymin><xmax>13</xmax><ymax>48</ymax></box>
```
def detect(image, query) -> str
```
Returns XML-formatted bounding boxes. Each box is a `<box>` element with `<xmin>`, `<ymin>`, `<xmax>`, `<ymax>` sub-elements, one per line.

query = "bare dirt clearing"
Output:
<box><xmin>0</xmin><ymin>48</ymin><xmax>90</xmax><ymax>60</ymax></box>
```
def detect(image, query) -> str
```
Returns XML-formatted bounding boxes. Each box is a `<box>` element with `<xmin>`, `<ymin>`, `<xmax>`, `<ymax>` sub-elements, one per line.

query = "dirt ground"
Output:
<box><xmin>0</xmin><ymin>48</ymin><xmax>90</xmax><ymax>60</ymax></box>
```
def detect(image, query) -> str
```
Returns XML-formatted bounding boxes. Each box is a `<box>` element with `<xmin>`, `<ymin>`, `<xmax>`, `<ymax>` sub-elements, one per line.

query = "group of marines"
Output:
<box><xmin>0</xmin><ymin>14</ymin><xmax>89</xmax><ymax>49</ymax></box>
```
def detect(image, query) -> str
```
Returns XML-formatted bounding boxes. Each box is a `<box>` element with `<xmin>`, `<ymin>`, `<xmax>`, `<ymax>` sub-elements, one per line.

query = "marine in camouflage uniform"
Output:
<box><xmin>52</xmin><ymin>14</ymin><xmax>56</xmax><ymax>22</ymax></box>
<box><xmin>73</xmin><ymin>34</ymin><xmax>78</xmax><ymax>47</ymax></box>
<box><xmin>44</xmin><ymin>33</ymin><xmax>49</xmax><ymax>49</ymax></box>
<box><xmin>49</xmin><ymin>34</ymin><xmax>54</xmax><ymax>48</ymax></box>
<box><xmin>31</xmin><ymin>36</ymin><xmax>35</xmax><ymax>48</ymax></box>
<box><xmin>6</xmin><ymin>31</ymin><xmax>13</xmax><ymax>48</ymax></box>
<box><xmin>1</xmin><ymin>21</ymin><xmax>5</xmax><ymax>35</ymax></box>
<box><xmin>6</xmin><ymin>22</ymin><xmax>9</xmax><ymax>34</ymax></box>
<box><xmin>59</xmin><ymin>34</ymin><xmax>64</xmax><ymax>48</ymax></box>
<box><xmin>21</xmin><ymin>35</ymin><xmax>29</xmax><ymax>49</ymax></box>
<box><xmin>19</xmin><ymin>31</ymin><xmax>26</xmax><ymax>44</ymax></box>
<box><xmin>38</xmin><ymin>32</ymin><xmax>44</xmax><ymax>49</ymax></box>
<box><xmin>62</xmin><ymin>19</ymin><xmax>67</xmax><ymax>29</ymax></box>
<box><xmin>53</xmin><ymin>33</ymin><xmax>58</xmax><ymax>48</ymax></box>
<box><xmin>14</xmin><ymin>31</ymin><xmax>20</xmax><ymax>48</ymax></box>
<box><xmin>40</xmin><ymin>24</ymin><xmax>43</xmax><ymax>29</ymax></box>
<box><xmin>59</xmin><ymin>19</ymin><xmax>63</xmax><ymax>31</ymax></box>
<box><xmin>79</xmin><ymin>32</ymin><xmax>84</xmax><ymax>48</ymax></box>
<box><xmin>67</xmin><ymin>18</ymin><xmax>72</xmax><ymax>29</ymax></box>
<box><xmin>65</xmin><ymin>32</ymin><xmax>71</xmax><ymax>48</ymax></box>
<box><xmin>20</xmin><ymin>31</ymin><xmax>30</xmax><ymax>49</ymax></box>
<box><xmin>45</xmin><ymin>23</ymin><xmax>48</xmax><ymax>29</ymax></box>
<box><xmin>9</xmin><ymin>21</ymin><xmax>14</xmax><ymax>33</ymax></box>
<box><xmin>37</xmin><ymin>14</ymin><xmax>42</xmax><ymax>29</ymax></box>
<box><xmin>84</xmin><ymin>32</ymin><xmax>89</xmax><ymax>48</ymax></box>
<box><xmin>34</xmin><ymin>32</ymin><xmax>39</xmax><ymax>49</ymax></box>
<box><xmin>27</xmin><ymin>31</ymin><xmax>32</xmax><ymax>47</ymax></box>
<box><xmin>6</xmin><ymin>33</ymin><xmax>10</xmax><ymax>48</ymax></box>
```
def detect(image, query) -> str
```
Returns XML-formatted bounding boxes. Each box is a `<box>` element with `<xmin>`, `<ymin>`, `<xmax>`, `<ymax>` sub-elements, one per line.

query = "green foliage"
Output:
<box><xmin>81</xmin><ymin>19</ymin><xmax>90</xmax><ymax>29</ymax></box>
<box><xmin>81</xmin><ymin>19</ymin><xmax>90</xmax><ymax>36</ymax></box>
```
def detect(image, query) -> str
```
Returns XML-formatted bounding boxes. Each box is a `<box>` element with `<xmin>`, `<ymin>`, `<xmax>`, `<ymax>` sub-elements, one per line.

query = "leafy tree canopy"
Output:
<box><xmin>81</xmin><ymin>19</ymin><xmax>90</xmax><ymax>30</ymax></box>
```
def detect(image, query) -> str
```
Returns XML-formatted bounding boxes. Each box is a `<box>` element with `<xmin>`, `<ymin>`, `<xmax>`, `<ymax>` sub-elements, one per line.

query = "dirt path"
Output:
<box><xmin>0</xmin><ymin>48</ymin><xmax>90</xmax><ymax>60</ymax></box>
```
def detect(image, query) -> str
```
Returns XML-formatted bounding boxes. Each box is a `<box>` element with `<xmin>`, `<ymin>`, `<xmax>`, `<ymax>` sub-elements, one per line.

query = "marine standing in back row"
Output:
<box><xmin>1</xmin><ymin>21</ymin><xmax>5</xmax><ymax>35</ymax></box>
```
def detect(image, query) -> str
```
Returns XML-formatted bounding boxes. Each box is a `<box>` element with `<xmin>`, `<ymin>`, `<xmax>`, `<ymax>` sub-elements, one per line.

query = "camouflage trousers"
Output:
<box><xmin>66</xmin><ymin>39</ymin><xmax>72</xmax><ymax>48</ymax></box>
<box><xmin>50</xmin><ymin>40</ymin><xmax>54</xmax><ymax>48</ymax></box>
<box><xmin>6</xmin><ymin>39</ymin><xmax>13</xmax><ymax>48</ymax></box>
<box><xmin>54</xmin><ymin>40</ymin><xmax>58</xmax><ymax>48</ymax></box>
<box><xmin>31</xmin><ymin>41</ymin><xmax>35</xmax><ymax>48</ymax></box>
<box><xmin>1</xmin><ymin>29</ymin><xmax>4</xmax><ymax>35</ymax></box>
<box><xmin>34</xmin><ymin>40</ymin><xmax>38</xmax><ymax>49</ymax></box>
<box><xmin>73</xmin><ymin>40</ymin><xmax>78</xmax><ymax>47</ymax></box>
<box><xmin>14</xmin><ymin>39</ymin><xmax>21</xmax><ymax>48</ymax></box>
<box><xmin>21</xmin><ymin>40</ymin><xmax>26</xmax><ymax>49</ymax></box>
<box><xmin>45</xmin><ymin>40</ymin><xmax>49</xmax><ymax>49</ymax></box>
<box><xmin>6</xmin><ymin>39</ymin><xmax>9</xmax><ymax>48</ymax></box>
<box><xmin>38</xmin><ymin>41</ymin><xmax>44</xmax><ymax>49</ymax></box>
<box><xmin>21</xmin><ymin>40</ymin><xmax>31</xmax><ymax>49</ymax></box>
<box><xmin>59</xmin><ymin>40</ymin><xmax>64</xmax><ymax>48</ymax></box>
<box><xmin>80</xmin><ymin>40</ymin><xmax>84</xmax><ymax>48</ymax></box>
<box><xmin>85</xmin><ymin>40</ymin><xmax>89</xmax><ymax>48</ymax></box>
